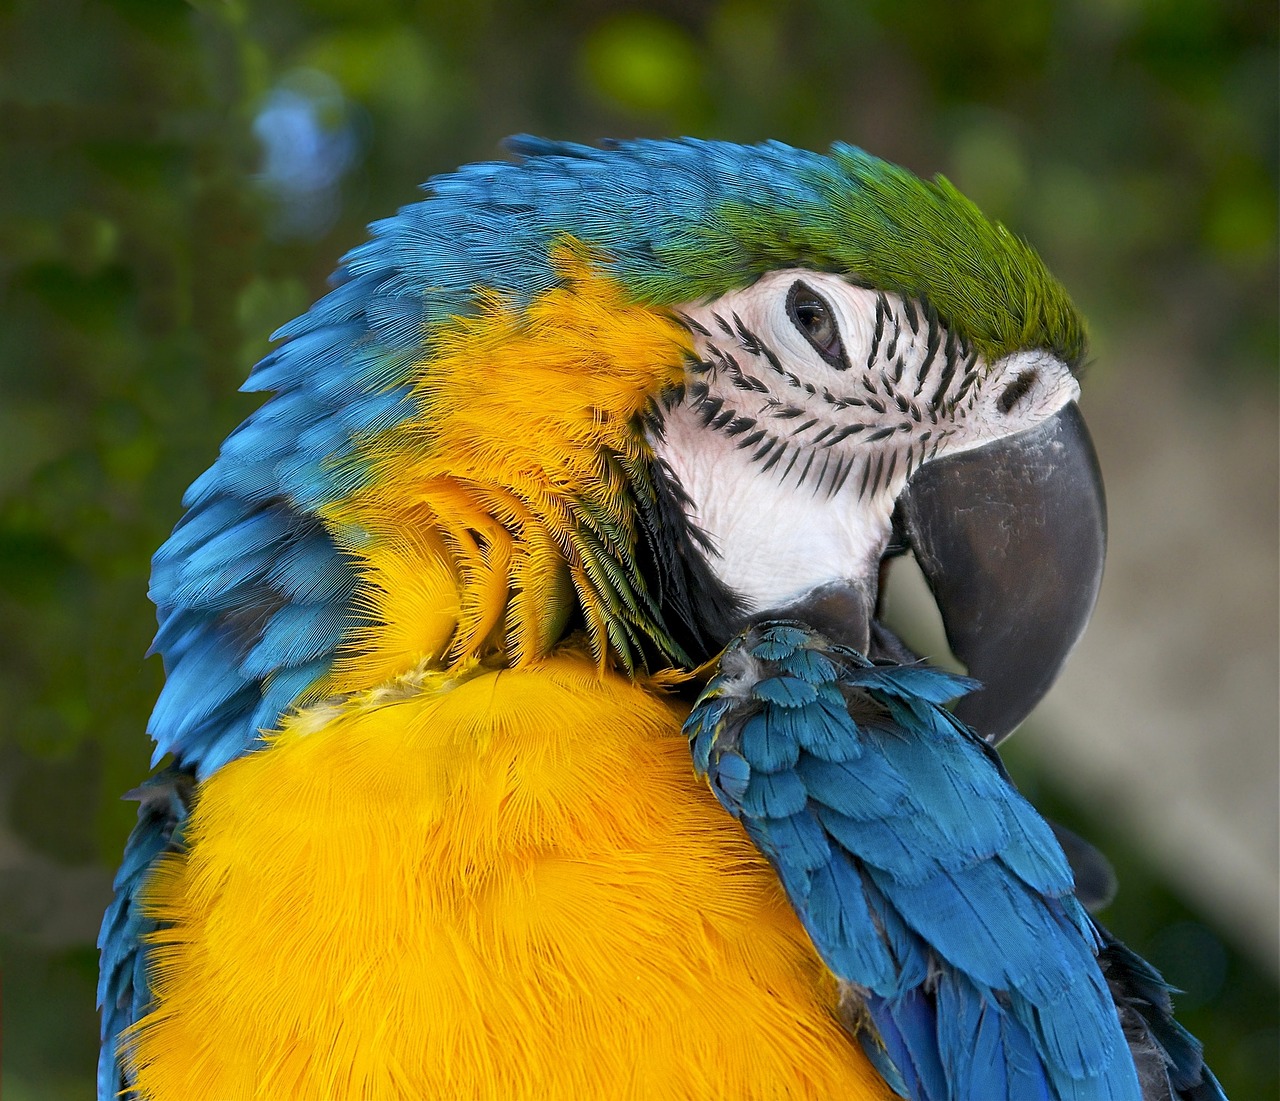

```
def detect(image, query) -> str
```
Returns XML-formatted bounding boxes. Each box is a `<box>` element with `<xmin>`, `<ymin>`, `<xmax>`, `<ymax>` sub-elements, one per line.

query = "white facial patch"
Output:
<box><xmin>653</xmin><ymin>402</ymin><xmax>895</xmax><ymax>610</ymax></box>
<box><xmin>650</xmin><ymin>269</ymin><xmax>1079</xmax><ymax>612</ymax></box>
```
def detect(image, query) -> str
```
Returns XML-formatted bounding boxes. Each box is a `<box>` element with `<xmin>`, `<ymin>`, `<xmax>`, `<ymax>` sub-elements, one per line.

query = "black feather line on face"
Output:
<box><xmin>914</xmin><ymin>303</ymin><xmax>943</xmax><ymax>399</ymax></box>
<box><xmin>631</xmin><ymin>454</ymin><xmax>745</xmax><ymax>663</ymax></box>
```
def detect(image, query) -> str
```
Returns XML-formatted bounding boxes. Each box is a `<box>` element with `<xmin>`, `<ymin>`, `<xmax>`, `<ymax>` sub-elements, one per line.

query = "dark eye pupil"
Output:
<box><xmin>786</xmin><ymin>280</ymin><xmax>847</xmax><ymax>370</ymax></box>
<box><xmin>796</xmin><ymin>300</ymin><xmax>832</xmax><ymax>341</ymax></box>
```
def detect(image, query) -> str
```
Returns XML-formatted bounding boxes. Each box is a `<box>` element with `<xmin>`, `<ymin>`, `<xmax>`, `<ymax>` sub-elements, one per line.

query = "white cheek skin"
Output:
<box><xmin>654</xmin><ymin>405</ymin><xmax>895</xmax><ymax>611</ymax></box>
<box><xmin>661</xmin><ymin>273</ymin><xmax>914</xmax><ymax>611</ymax></box>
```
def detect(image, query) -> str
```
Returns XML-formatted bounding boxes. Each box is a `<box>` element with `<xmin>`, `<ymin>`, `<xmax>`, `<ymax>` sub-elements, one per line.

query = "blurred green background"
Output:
<box><xmin>1</xmin><ymin>0</ymin><xmax>1275</xmax><ymax>1097</ymax></box>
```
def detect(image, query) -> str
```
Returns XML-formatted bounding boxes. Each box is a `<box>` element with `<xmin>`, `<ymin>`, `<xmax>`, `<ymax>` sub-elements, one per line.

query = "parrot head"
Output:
<box><xmin>158</xmin><ymin>136</ymin><xmax>1106</xmax><ymax>773</ymax></box>
<box><xmin>646</xmin><ymin>266</ymin><xmax>1105</xmax><ymax>743</ymax></box>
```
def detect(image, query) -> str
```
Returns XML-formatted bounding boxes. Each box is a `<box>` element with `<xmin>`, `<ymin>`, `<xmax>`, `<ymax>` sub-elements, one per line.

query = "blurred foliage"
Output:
<box><xmin>0</xmin><ymin>0</ymin><xmax>1275</xmax><ymax>1096</ymax></box>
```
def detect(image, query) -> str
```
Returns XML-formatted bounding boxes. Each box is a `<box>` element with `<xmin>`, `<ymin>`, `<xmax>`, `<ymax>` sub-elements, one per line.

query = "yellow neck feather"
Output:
<box><xmin>322</xmin><ymin>247</ymin><xmax>691</xmax><ymax>697</ymax></box>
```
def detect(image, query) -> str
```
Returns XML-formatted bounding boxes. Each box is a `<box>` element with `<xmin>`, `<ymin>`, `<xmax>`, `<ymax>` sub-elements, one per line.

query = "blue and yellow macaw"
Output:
<box><xmin>99</xmin><ymin>137</ymin><xmax>1223</xmax><ymax>1100</ymax></box>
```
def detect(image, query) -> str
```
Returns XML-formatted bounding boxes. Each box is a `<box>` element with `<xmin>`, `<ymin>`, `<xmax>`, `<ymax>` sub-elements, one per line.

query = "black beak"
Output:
<box><xmin>895</xmin><ymin>403</ymin><xmax>1106</xmax><ymax>744</ymax></box>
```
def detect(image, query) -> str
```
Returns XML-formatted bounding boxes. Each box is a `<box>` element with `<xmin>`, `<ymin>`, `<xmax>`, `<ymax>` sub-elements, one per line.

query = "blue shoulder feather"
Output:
<box><xmin>686</xmin><ymin>622</ymin><xmax>1145</xmax><ymax>1101</ymax></box>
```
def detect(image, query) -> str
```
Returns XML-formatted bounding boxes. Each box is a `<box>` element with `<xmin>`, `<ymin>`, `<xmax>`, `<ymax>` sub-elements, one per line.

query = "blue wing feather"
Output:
<box><xmin>97</xmin><ymin>770</ymin><xmax>192</xmax><ymax>1101</ymax></box>
<box><xmin>876</xmin><ymin>987</ymin><xmax>949</xmax><ymax>1101</ymax></box>
<box><xmin>687</xmin><ymin>622</ymin><xmax>1148</xmax><ymax>1101</ymax></box>
<box><xmin>739</xmin><ymin>712</ymin><xmax>802</xmax><ymax>772</ymax></box>
<box><xmin>795</xmin><ymin>754</ymin><xmax>908</xmax><ymax>818</ymax></box>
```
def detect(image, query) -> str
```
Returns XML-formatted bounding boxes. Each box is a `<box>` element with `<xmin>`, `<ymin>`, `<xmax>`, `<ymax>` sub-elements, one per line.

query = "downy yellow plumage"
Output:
<box><xmin>128</xmin><ymin>654</ymin><xmax>890</xmax><ymax>1099</ymax></box>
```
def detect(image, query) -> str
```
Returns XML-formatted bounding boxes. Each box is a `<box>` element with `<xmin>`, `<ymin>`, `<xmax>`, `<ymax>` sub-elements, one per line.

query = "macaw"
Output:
<box><xmin>99</xmin><ymin>137</ymin><xmax>1223</xmax><ymax>1100</ymax></box>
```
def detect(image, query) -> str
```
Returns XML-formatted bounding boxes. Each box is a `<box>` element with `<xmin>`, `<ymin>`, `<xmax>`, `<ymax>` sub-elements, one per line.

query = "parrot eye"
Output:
<box><xmin>786</xmin><ymin>280</ymin><xmax>848</xmax><ymax>370</ymax></box>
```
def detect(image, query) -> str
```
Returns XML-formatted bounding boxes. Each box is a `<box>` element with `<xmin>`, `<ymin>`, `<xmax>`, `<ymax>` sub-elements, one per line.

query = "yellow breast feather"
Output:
<box><xmin>126</xmin><ymin>651</ymin><xmax>890</xmax><ymax>1100</ymax></box>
